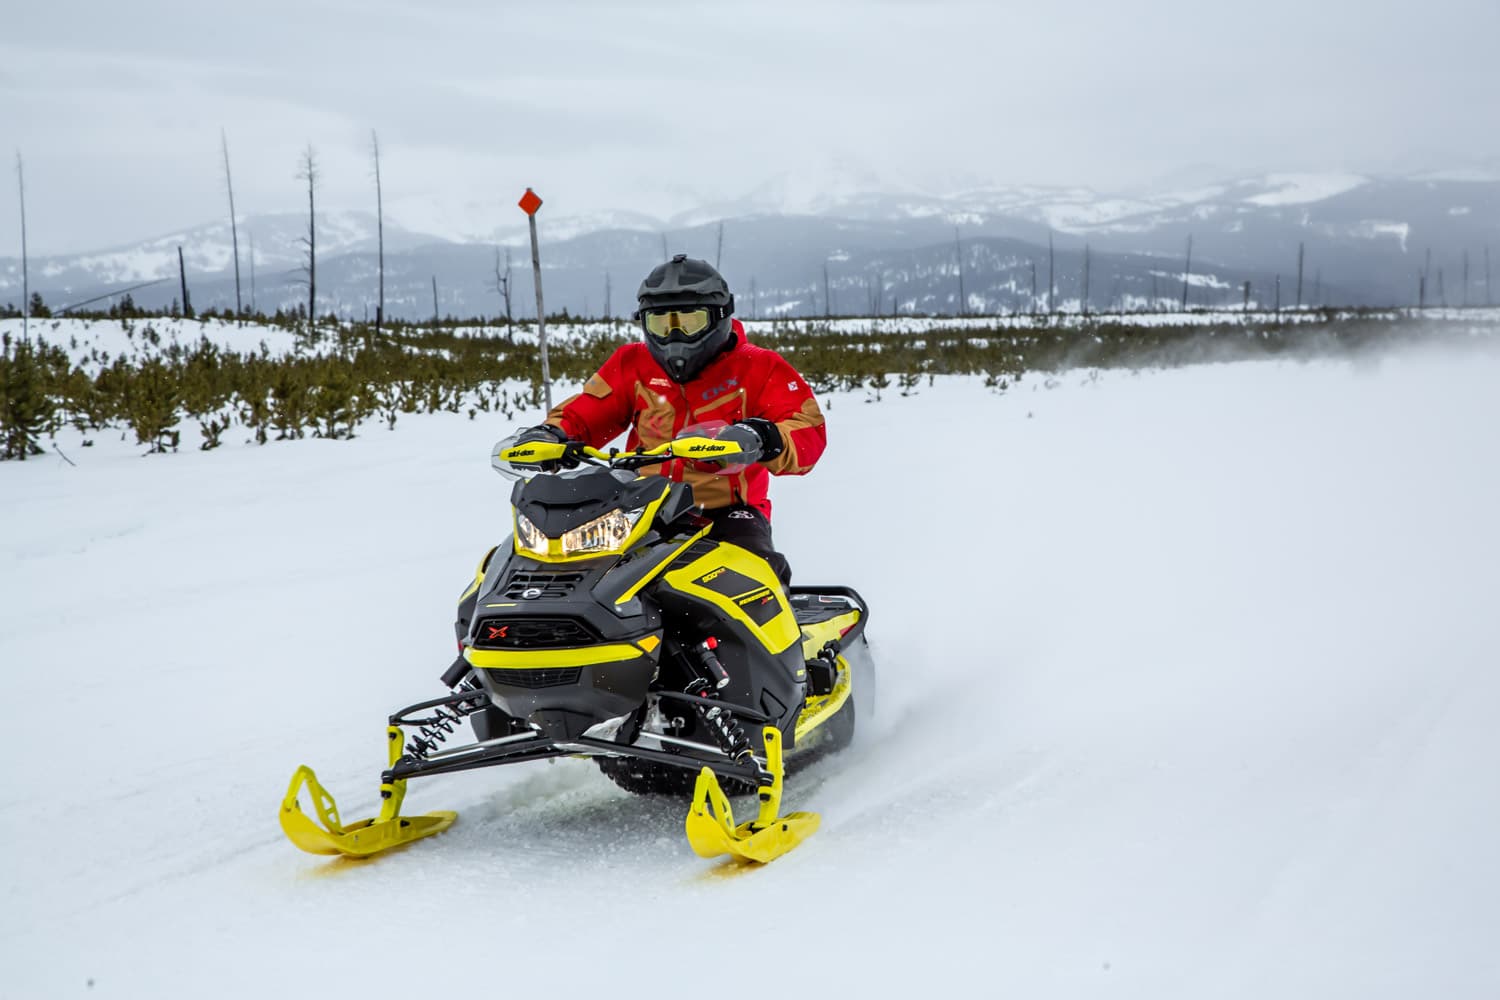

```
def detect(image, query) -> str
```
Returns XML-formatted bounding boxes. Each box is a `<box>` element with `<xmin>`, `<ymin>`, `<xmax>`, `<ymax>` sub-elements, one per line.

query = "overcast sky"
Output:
<box><xmin>5</xmin><ymin>0</ymin><xmax>1498</xmax><ymax>254</ymax></box>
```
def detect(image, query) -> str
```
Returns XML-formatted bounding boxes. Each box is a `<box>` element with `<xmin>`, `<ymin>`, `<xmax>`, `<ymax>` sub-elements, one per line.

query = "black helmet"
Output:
<box><xmin>636</xmin><ymin>254</ymin><xmax>736</xmax><ymax>383</ymax></box>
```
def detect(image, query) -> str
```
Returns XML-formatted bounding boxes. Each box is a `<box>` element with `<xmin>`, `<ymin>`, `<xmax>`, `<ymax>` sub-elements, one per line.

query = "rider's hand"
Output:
<box><xmin>514</xmin><ymin>424</ymin><xmax>582</xmax><ymax>469</ymax></box>
<box><xmin>712</xmin><ymin>419</ymin><xmax>784</xmax><ymax>466</ymax></box>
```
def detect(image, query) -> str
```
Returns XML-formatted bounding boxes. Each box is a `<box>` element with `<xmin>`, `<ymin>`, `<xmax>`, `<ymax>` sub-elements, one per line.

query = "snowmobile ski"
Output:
<box><xmin>685</xmin><ymin>727</ymin><xmax>820</xmax><ymax>864</ymax></box>
<box><xmin>279</xmin><ymin>727</ymin><xmax>457</xmax><ymax>858</ymax></box>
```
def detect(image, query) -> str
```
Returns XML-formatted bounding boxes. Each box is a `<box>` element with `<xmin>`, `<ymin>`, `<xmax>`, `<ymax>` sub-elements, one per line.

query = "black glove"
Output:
<box><xmin>514</xmin><ymin>424</ymin><xmax>581</xmax><ymax>469</ymax></box>
<box><xmin>714</xmin><ymin>418</ymin><xmax>784</xmax><ymax>466</ymax></box>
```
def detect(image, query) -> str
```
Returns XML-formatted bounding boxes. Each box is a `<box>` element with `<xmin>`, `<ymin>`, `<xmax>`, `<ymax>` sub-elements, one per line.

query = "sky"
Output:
<box><xmin>4</xmin><ymin>0</ymin><xmax>1499</xmax><ymax>254</ymax></box>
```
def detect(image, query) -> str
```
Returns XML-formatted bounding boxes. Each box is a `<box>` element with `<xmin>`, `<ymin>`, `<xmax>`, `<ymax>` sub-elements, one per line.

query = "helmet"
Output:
<box><xmin>636</xmin><ymin>254</ymin><xmax>736</xmax><ymax>383</ymax></box>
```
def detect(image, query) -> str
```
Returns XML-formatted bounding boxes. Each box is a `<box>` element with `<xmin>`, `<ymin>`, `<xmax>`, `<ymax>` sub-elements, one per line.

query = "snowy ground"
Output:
<box><xmin>10</xmin><ymin>308</ymin><xmax>1500</xmax><ymax>370</ymax></box>
<box><xmin>3</xmin><ymin>341</ymin><xmax>1499</xmax><ymax>998</ymax></box>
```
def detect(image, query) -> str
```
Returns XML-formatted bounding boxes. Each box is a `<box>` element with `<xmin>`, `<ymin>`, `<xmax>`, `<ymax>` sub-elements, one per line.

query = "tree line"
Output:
<box><xmin>4</xmin><ymin>307</ymin><xmax>1488</xmax><ymax>462</ymax></box>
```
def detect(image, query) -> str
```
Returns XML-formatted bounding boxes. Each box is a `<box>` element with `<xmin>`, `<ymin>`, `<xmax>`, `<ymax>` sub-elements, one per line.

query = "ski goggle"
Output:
<box><xmin>642</xmin><ymin>308</ymin><xmax>713</xmax><ymax>339</ymax></box>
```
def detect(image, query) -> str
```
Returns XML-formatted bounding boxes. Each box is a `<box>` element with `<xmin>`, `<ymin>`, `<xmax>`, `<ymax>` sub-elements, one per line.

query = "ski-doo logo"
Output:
<box><xmin>486</xmin><ymin>624</ymin><xmax>510</xmax><ymax>640</ymax></box>
<box><xmin>685</xmin><ymin>443</ymin><xmax>729</xmax><ymax>454</ymax></box>
<box><xmin>509</xmin><ymin>448</ymin><xmax>537</xmax><ymax>458</ymax></box>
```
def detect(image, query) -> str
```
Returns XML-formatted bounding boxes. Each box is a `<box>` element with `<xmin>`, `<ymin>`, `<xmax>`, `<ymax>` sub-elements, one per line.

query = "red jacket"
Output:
<box><xmin>546</xmin><ymin>320</ymin><xmax>826</xmax><ymax>518</ymax></box>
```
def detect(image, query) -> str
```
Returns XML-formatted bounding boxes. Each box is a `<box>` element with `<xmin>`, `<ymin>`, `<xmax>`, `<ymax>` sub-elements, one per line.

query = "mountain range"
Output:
<box><xmin>3</xmin><ymin>170</ymin><xmax>1496</xmax><ymax>320</ymax></box>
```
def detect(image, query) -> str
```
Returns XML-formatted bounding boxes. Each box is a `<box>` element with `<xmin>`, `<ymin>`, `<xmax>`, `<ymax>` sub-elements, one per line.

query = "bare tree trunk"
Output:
<box><xmin>221</xmin><ymin>130</ymin><xmax>242</xmax><ymax>315</ymax></box>
<box><xmin>298</xmin><ymin>146</ymin><xmax>318</xmax><ymax>326</ymax></box>
<box><xmin>715</xmin><ymin>221</ymin><xmax>724</xmax><ymax>270</ymax></box>
<box><xmin>248</xmin><ymin>230</ymin><xmax>256</xmax><ymax>313</ymax></box>
<box><xmin>431</xmin><ymin>275</ymin><xmax>439</xmax><ymax>325</ymax></box>
<box><xmin>1462</xmin><ymin>249</ymin><xmax>1470</xmax><ymax>308</ymax></box>
<box><xmin>1081</xmin><ymin>243</ymin><xmax>1091</xmax><ymax>317</ymax></box>
<box><xmin>823</xmin><ymin>261</ymin><xmax>831</xmax><ymax>319</ymax></box>
<box><xmin>660</xmin><ymin>233</ymin><xmax>669</xmax><ymax>259</ymax></box>
<box><xmin>750</xmin><ymin>276</ymin><xmax>758</xmax><ymax>320</ymax></box>
<box><xmin>1274</xmin><ymin>274</ymin><xmax>1281</xmax><ymax>315</ymax></box>
<box><xmin>1295</xmin><ymin>241</ymin><xmax>1304</xmax><ymax>309</ymax></box>
<box><xmin>1437</xmin><ymin>268</ymin><xmax>1446</xmax><ymax>307</ymax></box>
<box><xmin>501</xmin><ymin>247</ymin><xmax>514</xmax><ymax>323</ymax></box>
<box><xmin>1029</xmin><ymin>258</ymin><xmax>1038</xmax><ymax>315</ymax></box>
<box><xmin>1418</xmin><ymin>271</ymin><xmax>1427</xmax><ymax>309</ymax></box>
<box><xmin>16</xmin><ymin>150</ymin><xmax>28</xmax><ymax>345</ymax></box>
<box><xmin>371</xmin><ymin>129</ymin><xmax>384</xmax><ymax>332</ymax></box>
<box><xmin>177</xmin><ymin>246</ymin><xmax>193</xmax><ymax>317</ymax></box>
<box><xmin>1181</xmin><ymin>234</ymin><xmax>1193</xmax><ymax>311</ymax></box>
<box><xmin>1243</xmin><ymin>280</ymin><xmax>1251</xmax><ymax>313</ymax></box>
<box><xmin>603</xmin><ymin>271</ymin><xmax>611</xmax><ymax>319</ymax></box>
<box><xmin>1047</xmin><ymin>230</ymin><xmax>1056</xmax><ymax>314</ymax></box>
<box><xmin>954</xmin><ymin>227</ymin><xmax>965</xmax><ymax>317</ymax></box>
<box><xmin>1313</xmin><ymin>269</ymin><xmax>1321</xmax><ymax>307</ymax></box>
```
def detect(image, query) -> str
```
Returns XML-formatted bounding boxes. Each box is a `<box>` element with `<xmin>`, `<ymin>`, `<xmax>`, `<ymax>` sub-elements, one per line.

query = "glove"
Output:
<box><xmin>710</xmin><ymin>418</ymin><xmax>784</xmax><ymax>466</ymax></box>
<box><xmin>514</xmin><ymin>424</ymin><xmax>567</xmax><ymax>446</ymax></box>
<box><xmin>512</xmin><ymin>424</ymin><xmax>581</xmax><ymax>469</ymax></box>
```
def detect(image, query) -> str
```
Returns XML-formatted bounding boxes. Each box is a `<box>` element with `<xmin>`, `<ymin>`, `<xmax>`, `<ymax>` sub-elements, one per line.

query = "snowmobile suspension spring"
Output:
<box><xmin>406</xmin><ymin>688</ymin><xmax>486</xmax><ymax>758</ymax></box>
<box><xmin>685</xmin><ymin>678</ymin><xmax>755</xmax><ymax>770</ymax></box>
<box><xmin>407</xmin><ymin>706</ymin><xmax>465</xmax><ymax>757</ymax></box>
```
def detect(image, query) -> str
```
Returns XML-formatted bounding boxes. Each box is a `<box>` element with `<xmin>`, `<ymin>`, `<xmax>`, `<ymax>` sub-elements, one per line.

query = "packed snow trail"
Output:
<box><xmin>3</xmin><ymin>342</ymin><xmax>1499</xmax><ymax>998</ymax></box>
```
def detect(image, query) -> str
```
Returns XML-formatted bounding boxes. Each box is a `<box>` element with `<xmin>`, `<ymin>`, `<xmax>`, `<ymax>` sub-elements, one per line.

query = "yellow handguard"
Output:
<box><xmin>685</xmin><ymin>726</ymin><xmax>820</xmax><ymax>864</ymax></box>
<box><xmin>495</xmin><ymin>436</ymin><xmax>747</xmax><ymax>469</ymax></box>
<box><xmin>279</xmin><ymin>726</ymin><xmax>457</xmax><ymax>858</ymax></box>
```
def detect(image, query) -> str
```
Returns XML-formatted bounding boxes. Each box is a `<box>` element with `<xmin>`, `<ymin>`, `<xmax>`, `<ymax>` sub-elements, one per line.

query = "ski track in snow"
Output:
<box><xmin>3</xmin><ymin>338</ymin><xmax>1500</xmax><ymax>997</ymax></box>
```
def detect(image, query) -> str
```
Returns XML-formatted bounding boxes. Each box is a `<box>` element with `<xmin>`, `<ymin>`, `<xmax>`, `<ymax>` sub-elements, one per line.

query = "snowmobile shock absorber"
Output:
<box><xmin>407</xmin><ymin>707</ymin><xmax>464</xmax><ymax>757</ymax></box>
<box><xmin>401</xmin><ymin>685</ymin><xmax>487</xmax><ymax>758</ymax></box>
<box><xmin>692</xmin><ymin>637</ymin><xmax>731</xmax><ymax>690</ymax></box>
<box><xmin>684</xmin><ymin>677</ymin><xmax>763</xmax><ymax>781</ymax></box>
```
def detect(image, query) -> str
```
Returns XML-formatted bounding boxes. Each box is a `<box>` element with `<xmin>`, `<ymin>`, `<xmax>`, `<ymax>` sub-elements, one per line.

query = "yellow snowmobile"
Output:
<box><xmin>280</xmin><ymin>429</ymin><xmax>873</xmax><ymax>865</ymax></box>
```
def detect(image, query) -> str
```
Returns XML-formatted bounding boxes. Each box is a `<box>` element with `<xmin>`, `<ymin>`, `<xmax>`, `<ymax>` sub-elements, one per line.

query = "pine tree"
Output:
<box><xmin>0</xmin><ymin>339</ymin><xmax>56</xmax><ymax>459</ymax></box>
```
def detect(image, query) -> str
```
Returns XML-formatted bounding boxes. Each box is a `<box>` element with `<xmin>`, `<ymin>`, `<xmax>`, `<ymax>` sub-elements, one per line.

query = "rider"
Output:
<box><xmin>511</xmin><ymin>255</ymin><xmax>826</xmax><ymax>583</ymax></box>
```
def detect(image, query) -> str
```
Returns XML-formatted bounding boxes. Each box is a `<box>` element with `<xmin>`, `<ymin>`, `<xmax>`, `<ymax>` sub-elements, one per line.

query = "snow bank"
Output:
<box><xmin>3</xmin><ymin>341</ymin><xmax>1499</xmax><ymax>998</ymax></box>
<box><xmin>2</xmin><ymin>315</ymin><xmax>304</xmax><ymax>366</ymax></box>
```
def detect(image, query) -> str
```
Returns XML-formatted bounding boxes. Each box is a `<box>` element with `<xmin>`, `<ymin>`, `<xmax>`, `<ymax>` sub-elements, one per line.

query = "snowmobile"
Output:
<box><xmin>280</xmin><ymin>427</ymin><xmax>873</xmax><ymax>865</ymax></box>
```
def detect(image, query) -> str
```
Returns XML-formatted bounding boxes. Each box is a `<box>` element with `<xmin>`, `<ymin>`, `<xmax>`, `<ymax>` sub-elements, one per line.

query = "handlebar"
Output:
<box><xmin>493</xmin><ymin>433</ymin><xmax>749</xmax><ymax>475</ymax></box>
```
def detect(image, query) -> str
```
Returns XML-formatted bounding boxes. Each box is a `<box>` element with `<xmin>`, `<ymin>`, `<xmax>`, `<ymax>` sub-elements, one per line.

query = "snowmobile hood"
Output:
<box><xmin>512</xmin><ymin>468</ymin><xmax>669</xmax><ymax>536</ymax></box>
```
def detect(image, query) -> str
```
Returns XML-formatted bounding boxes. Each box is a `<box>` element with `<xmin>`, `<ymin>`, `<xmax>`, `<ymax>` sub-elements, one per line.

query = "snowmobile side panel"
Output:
<box><xmin>794</xmin><ymin>607</ymin><xmax>861</xmax><ymax>740</ymax></box>
<box><xmin>598</xmin><ymin>526</ymin><xmax>711</xmax><ymax>608</ymax></box>
<box><xmin>660</xmin><ymin>543</ymin><xmax>801</xmax><ymax>655</ymax></box>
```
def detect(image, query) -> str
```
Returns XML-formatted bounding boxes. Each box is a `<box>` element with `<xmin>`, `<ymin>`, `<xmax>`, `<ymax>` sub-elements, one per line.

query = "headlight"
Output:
<box><xmin>514</xmin><ymin>508</ymin><xmax>645</xmax><ymax>558</ymax></box>
<box><xmin>515</xmin><ymin>512</ymin><xmax>548</xmax><ymax>556</ymax></box>
<box><xmin>561</xmin><ymin>508</ymin><xmax>645</xmax><ymax>555</ymax></box>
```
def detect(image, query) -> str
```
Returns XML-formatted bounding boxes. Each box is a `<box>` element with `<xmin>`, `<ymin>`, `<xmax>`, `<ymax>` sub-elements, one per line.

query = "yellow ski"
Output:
<box><xmin>279</xmin><ymin>727</ymin><xmax>457</xmax><ymax>858</ymax></box>
<box><xmin>685</xmin><ymin>726</ymin><xmax>820</xmax><ymax>864</ymax></box>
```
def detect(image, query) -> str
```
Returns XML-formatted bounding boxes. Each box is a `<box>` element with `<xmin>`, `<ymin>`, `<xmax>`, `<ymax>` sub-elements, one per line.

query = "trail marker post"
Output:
<box><xmin>519</xmin><ymin>187</ymin><xmax>551</xmax><ymax>411</ymax></box>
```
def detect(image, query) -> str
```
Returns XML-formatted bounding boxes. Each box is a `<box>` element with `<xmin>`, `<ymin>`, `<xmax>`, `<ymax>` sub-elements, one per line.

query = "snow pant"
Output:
<box><xmin>703</xmin><ymin>504</ymin><xmax>792</xmax><ymax>587</ymax></box>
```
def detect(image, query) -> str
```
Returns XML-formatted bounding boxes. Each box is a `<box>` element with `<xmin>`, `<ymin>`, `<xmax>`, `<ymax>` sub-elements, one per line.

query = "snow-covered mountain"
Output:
<box><xmin>0</xmin><ymin>211</ymin><xmax>450</xmax><ymax>302</ymax></box>
<box><xmin>4</xmin><ymin>170</ymin><xmax>1495</xmax><ymax>317</ymax></box>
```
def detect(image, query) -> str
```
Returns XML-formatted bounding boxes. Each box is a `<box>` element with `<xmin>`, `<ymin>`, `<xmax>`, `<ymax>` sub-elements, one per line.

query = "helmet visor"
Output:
<box><xmin>642</xmin><ymin>307</ymin><xmax>713</xmax><ymax>340</ymax></box>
